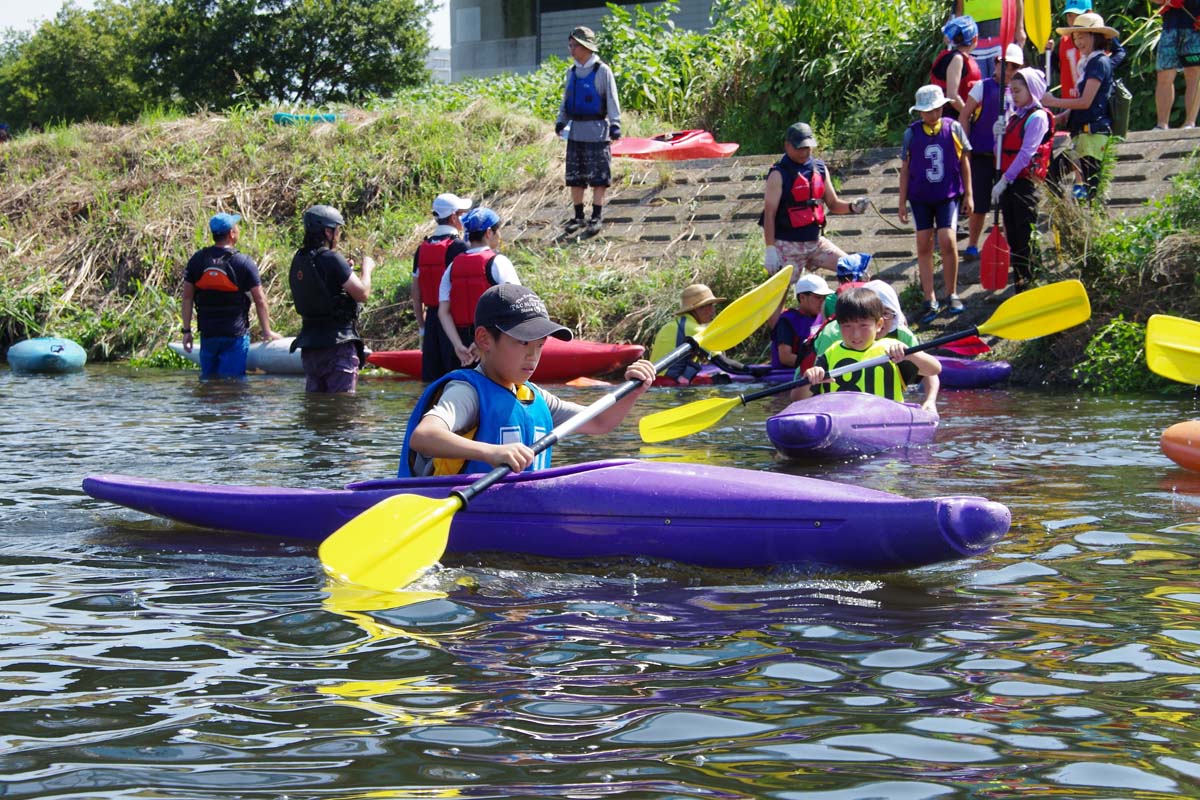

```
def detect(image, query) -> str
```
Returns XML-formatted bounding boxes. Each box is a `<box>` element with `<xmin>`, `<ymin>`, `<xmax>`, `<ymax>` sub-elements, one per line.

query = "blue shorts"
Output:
<box><xmin>1157</xmin><ymin>27</ymin><xmax>1200</xmax><ymax>71</ymax></box>
<box><xmin>909</xmin><ymin>198</ymin><xmax>960</xmax><ymax>232</ymax></box>
<box><xmin>198</xmin><ymin>334</ymin><xmax>249</xmax><ymax>378</ymax></box>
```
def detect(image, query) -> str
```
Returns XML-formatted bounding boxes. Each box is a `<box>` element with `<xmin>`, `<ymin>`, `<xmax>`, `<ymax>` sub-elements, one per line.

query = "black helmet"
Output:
<box><xmin>302</xmin><ymin>204</ymin><xmax>345</xmax><ymax>233</ymax></box>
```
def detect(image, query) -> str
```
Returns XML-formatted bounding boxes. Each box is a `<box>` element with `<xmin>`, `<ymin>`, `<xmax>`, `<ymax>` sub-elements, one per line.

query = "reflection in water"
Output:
<box><xmin>1</xmin><ymin>366</ymin><xmax>1199</xmax><ymax>797</ymax></box>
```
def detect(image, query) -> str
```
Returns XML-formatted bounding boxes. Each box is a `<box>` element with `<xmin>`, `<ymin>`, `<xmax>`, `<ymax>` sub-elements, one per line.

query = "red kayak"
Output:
<box><xmin>368</xmin><ymin>337</ymin><xmax>645</xmax><ymax>382</ymax></box>
<box><xmin>611</xmin><ymin>130</ymin><xmax>739</xmax><ymax>161</ymax></box>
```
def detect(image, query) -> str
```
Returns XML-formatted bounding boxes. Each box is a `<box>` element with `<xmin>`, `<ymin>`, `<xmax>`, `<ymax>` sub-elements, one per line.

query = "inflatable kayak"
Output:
<box><xmin>1162</xmin><ymin>421</ymin><xmax>1200</xmax><ymax>472</ymax></box>
<box><xmin>272</xmin><ymin>112</ymin><xmax>339</xmax><ymax>125</ymax></box>
<box><xmin>168</xmin><ymin>337</ymin><xmax>304</xmax><ymax>374</ymax></box>
<box><xmin>6</xmin><ymin>337</ymin><xmax>86</xmax><ymax>373</ymax></box>
<box><xmin>935</xmin><ymin>356</ymin><xmax>1012</xmax><ymax>389</ymax></box>
<box><xmin>611</xmin><ymin>130</ymin><xmax>739</xmax><ymax>161</ymax></box>
<box><xmin>369</xmin><ymin>338</ymin><xmax>644</xmax><ymax>382</ymax></box>
<box><xmin>83</xmin><ymin>460</ymin><xmax>1009</xmax><ymax>572</ymax></box>
<box><xmin>767</xmin><ymin>393</ymin><xmax>939</xmax><ymax>460</ymax></box>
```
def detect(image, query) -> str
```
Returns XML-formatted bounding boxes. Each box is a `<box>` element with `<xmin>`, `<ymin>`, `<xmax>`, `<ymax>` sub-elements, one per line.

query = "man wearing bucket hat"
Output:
<box><xmin>181</xmin><ymin>212</ymin><xmax>282</xmax><ymax>378</ymax></box>
<box><xmin>1043</xmin><ymin>12</ymin><xmax>1120</xmax><ymax>200</ymax></box>
<box><xmin>1150</xmin><ymin>0</ymin><xmax>1200</xmax><ymax>130</ymax></box>
<box><xmin>899</xmin><ymin>85</ymin><xmax>973</xmax><ymax>324</ymax></box>
<box><xmin>649</xmin><ymin>284</ymin><xmax>726</xmax><ymax>385</ymax></box>
<box><xmin>955</xmin><ymin>0</ymin><xmax>1025</xmax><ymax>80</ymax></box>
<box><xmin>930</xmin><ymin>16</ymin><xmax>983</xmax><ymax>120</ymax></box>
<box><xmin>761</xmin><ymin>122</ymin><xmax>868</xmax><ymax>283</ymax></box>
<box><xmin>555</xmin><ymin>26</ymin><xmax>622</xmax><ymax>237</ymax></box>
<box><xmin>412</xmin><ymin>193</ymin><xmax>472</xmax><ymax>381</ymax></box>
<box><xmin>960</xmin><ymin>42</ymin><xmax>1024</xmax><ymax>261</ymax></box>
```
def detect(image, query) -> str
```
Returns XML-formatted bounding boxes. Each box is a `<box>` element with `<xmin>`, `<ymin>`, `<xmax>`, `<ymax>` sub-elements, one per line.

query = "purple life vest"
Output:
<box><xmin>907</xmin><ymin>119</ymin><xmax>964</xmax><ymax>204</ymax></box>
<box><xmin>968</xmin><ymin>78</ymin><xmax>1001</xmax><ymax>153</ymax></box>
<box><xmin>771</xmin><ymin>309</ymin><xmax>821</xmax><ymax>369</ymax></box>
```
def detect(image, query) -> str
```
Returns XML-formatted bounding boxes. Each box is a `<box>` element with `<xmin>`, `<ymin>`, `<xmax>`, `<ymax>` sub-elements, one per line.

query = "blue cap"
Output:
<box><xmin>942</xmin><ymin>15</ymin><xmax>978</xmax><ymax>45</ymax></box>
<box><xmin>836</xmin><ymin>253</ymin><xmax>873</xmax><ymax>280</ymax></box>
<box><xmin>209</xmin><ymin>213</ymin><xmax>241</xmax><ymax>235</ymax></box>
<box><xmin>1064</xmin><ymin>0</ymin><xmax>1091</xmax><ymax>14</ymax></box>
<box><xmin>462</xmin><ymin>207</ymin><xmax>501</xmax><ymax>234</ymax></box>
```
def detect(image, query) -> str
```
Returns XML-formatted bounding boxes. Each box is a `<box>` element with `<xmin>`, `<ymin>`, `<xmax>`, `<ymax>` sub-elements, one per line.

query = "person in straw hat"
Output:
<box><xmin>555</xmin><ymin>25</ymin><xmax>622</xmax><ymax>237</ymax></box>
<box><xmin>898</xmin><ymin>84</ymin><xmax>973</xmax><ymax>326</ymax></box>
<box><xmin>649</xmin><ymin>284</ymin><xmax>728</xmax><ymax>386</ymax></box>
<box><xmin>1043</xmin><ymin>11</ymin><xmax>1120</xmax><ymax>201</ymax></box>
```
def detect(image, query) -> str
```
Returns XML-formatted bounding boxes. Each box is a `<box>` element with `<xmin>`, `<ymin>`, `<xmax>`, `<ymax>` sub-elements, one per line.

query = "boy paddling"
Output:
<box><xmin>401</xmin><ymin>285</ymin><xmax>654</xmax><ymax>477</ymax></box>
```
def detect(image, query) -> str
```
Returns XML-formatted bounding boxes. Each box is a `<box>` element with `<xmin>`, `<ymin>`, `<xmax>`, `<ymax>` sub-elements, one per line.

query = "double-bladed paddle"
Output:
<box><xmin>1146</xmin><ymin>314</ymin><xmax>1200</xmax><ymax>385</ymax></box>
<box><xmin>639</xmin><ymin>279</ymin><xmax>1092</xmax><ymax>443</ymax></box>
<box><xmin>319</xmin><ymin>267</ymin><xmax>792</xmax><ymax>592</ymax></box>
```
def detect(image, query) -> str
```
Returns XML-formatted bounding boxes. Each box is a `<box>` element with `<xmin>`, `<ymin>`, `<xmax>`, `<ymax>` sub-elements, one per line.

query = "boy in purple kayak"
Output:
<box><xmin>771</xmin><ymin>272</ymin><xmax>833</xmax><ymax>370</ymax></box>
<box><xmin>898</xmin><ymin>85</ymin><xmax>973</xmax><ymax>325</ymax></box>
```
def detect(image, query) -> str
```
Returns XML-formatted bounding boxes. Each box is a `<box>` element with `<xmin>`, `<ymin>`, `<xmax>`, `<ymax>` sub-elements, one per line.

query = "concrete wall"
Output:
<box><xmin>450</xmin><ymin>0</ymin><xmax>713</xmax><ymax>81</ymax></box>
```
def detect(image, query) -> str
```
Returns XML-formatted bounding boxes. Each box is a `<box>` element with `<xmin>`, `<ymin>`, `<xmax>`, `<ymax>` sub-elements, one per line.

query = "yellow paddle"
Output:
<box><xmin>1024</xmin><ymin>0</ymin><xmax>1053</xmax><ymax>80</ymax></box>
<box><xmin>639</xmin><ymin>279</ymin><xmax>1092</xmax><ymax>443</ymax></box>
<box><xmin>1146</xmin><ymin>314</ymin><xmax>1200</xmax><ymax>384</ymax></box>
<box><xmin>320</xmin><ymin>267</ymin><xmax>792</xmax><ymax>592</ymax></box>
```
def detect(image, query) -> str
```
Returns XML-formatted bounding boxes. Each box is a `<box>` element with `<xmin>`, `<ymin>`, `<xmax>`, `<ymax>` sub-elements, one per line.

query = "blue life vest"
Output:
<box><xmin>398</xmin><ymin>368</ymin><xmax>555</xmax><ymax>477</ymax></box>
<box><xmin>565</xmin><ymin>64</ymin><xmax>607</xmax><ymax>121</ymax></box>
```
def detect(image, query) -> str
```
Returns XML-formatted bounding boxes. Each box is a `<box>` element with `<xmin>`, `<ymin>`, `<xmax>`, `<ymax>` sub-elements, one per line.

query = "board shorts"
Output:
<box><xmin>772</xmin><ymin>237</ymin><xmax>848</xmax><ymax>282</ymax></box>
<box><xmin>198</xmin><ymin>334</ymin><xmax>249</xmax><ymax>378</ymax></box>
<box><xmin>301</xmin><ymin>342</ymin><xmax>360</xmax><ymax>393</ymax></box>
<box><xmin>1157</xmin><ymin>27</ymin><xmax>1200</xmax><ymax>71</ymax></box>
<box><xmin>565</xmin><ymin>140</ymin><xmax>612</xmax><ymax>187</ymax></box>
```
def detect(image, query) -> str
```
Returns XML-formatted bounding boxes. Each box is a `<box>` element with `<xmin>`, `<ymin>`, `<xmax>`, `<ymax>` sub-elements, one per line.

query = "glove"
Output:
<box><xmin>993</xmin><ymin>116</ymin><xmax>1006</xmax><ymax>141</ymax></box>
<box><xmin>609</xmin><ymin>124</ymin><xmax>621</xmax><ymax>140</ymax></box>
<box><xmin>555</xmin><ymin>121</ymin><xmax>565</xmax><ymax>135</ymax></box>
<box><xmin>764</xmin><ymin>245</ymin><xmax>781</xmax><ymax>273</ymax></box>
<box><xmin>991</xmin><ymin>177</ymin><xmax>1010</xmax><ymax>205</ymax></box>
<box><xmin>850</xmin><ymin>197</ymin><xmax>869</xmax><ymax>215</ymax></box>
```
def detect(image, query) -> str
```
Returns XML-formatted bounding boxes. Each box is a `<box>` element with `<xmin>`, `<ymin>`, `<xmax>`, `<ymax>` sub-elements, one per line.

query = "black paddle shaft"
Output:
<box><xmin>735</xmin><ymin>326</ymin><xmax>982</xmax><ymax>406</ymax></box>
<box><xmin>452</xmin><ymin>339</ymin><xmax>698</xmax><ymax>506</ymax></box>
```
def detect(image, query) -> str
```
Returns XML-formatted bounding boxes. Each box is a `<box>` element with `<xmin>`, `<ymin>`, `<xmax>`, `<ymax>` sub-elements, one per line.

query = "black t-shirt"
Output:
<box><xmin>184</xmin><ymin>246</ymin><xmax>261</xmax><ymax>337</ymax></box>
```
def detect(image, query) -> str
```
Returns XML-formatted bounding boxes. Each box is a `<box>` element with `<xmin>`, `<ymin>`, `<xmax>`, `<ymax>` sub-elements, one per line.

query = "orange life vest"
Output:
<box><xmin>448</xmin><ymin>249</ymin><xmax>497</xmax><ymax>327</ymax></box>
<box><xmin>416</xmin><ymin>236</ymin><xmax>455</xmax><ymax>309</ymax></box>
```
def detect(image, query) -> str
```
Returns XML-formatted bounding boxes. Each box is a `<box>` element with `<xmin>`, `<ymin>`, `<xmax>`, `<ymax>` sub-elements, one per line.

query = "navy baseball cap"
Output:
<box><xmin>475</xmin><ymin>285</ymin><xmax>573</xmax><ymax>342</ymax></box>
<box><xmin>209</xmin><ymin>213</ymin><xmax>241</xmax><ymax>235</ymax></box>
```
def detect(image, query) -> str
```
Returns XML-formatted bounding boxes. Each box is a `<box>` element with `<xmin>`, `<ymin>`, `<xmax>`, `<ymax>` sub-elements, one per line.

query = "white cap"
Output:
<box><xmin>794</xmin><ymin>273</ymin><xmax>834</xmax><ymax>296</ymax></box>
<box><xmin>432</xmin><ymin>193</ymin><xmax>472</xmax><ymax>218</ymax></box>
<box><xmin>1003</xmin><ymin>42</ymin><xmax>1025</xmax><ymax>66</ymax></box>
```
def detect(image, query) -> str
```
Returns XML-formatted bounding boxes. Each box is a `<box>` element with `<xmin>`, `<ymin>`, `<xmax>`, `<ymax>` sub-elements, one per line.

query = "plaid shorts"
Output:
<box><xmin>565</xmin><ymin>140</ymin><xmax>612</xmax><ymax>187</ymax></box>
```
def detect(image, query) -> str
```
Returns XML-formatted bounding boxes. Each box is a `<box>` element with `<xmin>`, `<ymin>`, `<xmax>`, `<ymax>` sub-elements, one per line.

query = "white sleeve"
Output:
<box><xmin>438</xmin><ymin>264</ymin><xmax>453</xmax><ymax>303</ymax></box>
<box><xmin>490</xmin><ymin>254</ymin><xmax>522</xmax><ymax>286</ymax></box>
<box><xmin>968</xmin><ymin>81</ymin><xmax>985</xmax><ymax>103</ymax></box>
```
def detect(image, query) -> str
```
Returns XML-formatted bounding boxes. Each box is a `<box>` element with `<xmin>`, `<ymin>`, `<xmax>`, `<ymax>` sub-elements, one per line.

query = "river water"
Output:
<box><xmin>2</xmin><ymin>365</ymin><xmax>1199</xmax><ymax>799</ymax></box>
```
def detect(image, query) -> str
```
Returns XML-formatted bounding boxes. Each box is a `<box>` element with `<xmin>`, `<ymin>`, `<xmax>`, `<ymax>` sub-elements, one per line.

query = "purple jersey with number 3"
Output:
<box><xmin>906</xmin><ymin>119</ymin><xmax>965</xmax><ymax>204</ymax></box>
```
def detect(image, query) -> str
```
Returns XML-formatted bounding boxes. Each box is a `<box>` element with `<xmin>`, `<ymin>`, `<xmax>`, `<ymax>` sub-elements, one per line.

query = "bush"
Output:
<box><xmin>1072</xmin><ymin>316</ymin><xmax>1181</xmax><ymax>394</ymax></box>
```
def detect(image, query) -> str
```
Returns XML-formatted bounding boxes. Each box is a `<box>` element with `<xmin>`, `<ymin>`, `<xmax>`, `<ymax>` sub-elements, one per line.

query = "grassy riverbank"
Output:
<box><xmin>1</xmin><ymin>95</ymin><xmax>1197</xmax><ymax>387</ymax></box>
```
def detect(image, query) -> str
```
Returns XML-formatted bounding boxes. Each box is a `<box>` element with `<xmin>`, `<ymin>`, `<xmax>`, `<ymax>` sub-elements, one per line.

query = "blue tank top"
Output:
<box><xmin>907</xmin><ymin>119</ymin><xmax>965</xmax><ymax>204</ymax></box>
<box><xmin>399</xmin><ymin>368</ymin><xmax>555</xmax><ymax>477</ymax></box>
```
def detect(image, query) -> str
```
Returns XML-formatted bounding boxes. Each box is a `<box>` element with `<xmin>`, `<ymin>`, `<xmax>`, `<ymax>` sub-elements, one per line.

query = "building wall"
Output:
<box><xmin>450</xmin><ymin>0</ymin><xmax>713</xmax><ymax>81</ymax></box>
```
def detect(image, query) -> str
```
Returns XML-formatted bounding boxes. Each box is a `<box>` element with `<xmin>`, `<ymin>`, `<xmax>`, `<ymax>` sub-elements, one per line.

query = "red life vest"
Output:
<box><xmin>1001</xmin><ymin>107</ymin><xmax>1055</xmax><ymax>181</ymax></box>
<box><xmin>930</xmin><ymin>49</ymin><xmax>982</xmax><ymax>109</ymax></box>
<box><xmin>1058</xmin><ymin>37</ymin><xmax>1080</xmax><ymax>98</ymax></box>
<box><xmin>786</xmin><ymin>166</ymin><xmax>826</xmax><ymax>229</ymax></box>
<box><xmin>415</xmin><ymin>236</ymin><xmax>455</xmax><ymax>309</ymax></box>
<box><xmin>448</xmin><ymin>249</ymin><xmax>497</xmax><ymax>327</ymax></box>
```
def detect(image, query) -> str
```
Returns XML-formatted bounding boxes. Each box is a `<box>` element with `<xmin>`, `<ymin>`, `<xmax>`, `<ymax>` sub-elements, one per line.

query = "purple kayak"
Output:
<box><xmin>935</xmin><ymin>356</ymin><xmax>1012</xmax><ymax>389</ymax></box>
<box><xmin>83</xmin><ymin>460</ymin><xmax>1008</xmax><ymax>572</ymax></box>
<box><xmin>768</xmin><ymin>393</ymin><xmax>939</xmax><ymax>460</ymax></box>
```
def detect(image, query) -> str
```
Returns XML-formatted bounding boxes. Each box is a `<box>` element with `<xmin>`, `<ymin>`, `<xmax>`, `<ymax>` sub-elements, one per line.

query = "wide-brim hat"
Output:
<box><xmin>676</xmin><ymin>284</ymin><xmax>725</xmax><ymax>315</ymax></box>
<box><xmin>1057</xmin><ymin>12</ymin><xmax>1117</xmax><ymax>38</ymax></box>
<box><xmin>570</xmin><ymin>26</ymin><xmax>599</xmax><ymax>52</ymax></box>
<box><xmin>910</xmin><ymin>84</ymin><xmax>952</xmax><ymax>114</ymax></box>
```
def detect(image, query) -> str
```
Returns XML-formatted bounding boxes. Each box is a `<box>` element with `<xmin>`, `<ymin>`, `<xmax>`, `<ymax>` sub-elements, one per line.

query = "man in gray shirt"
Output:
<box><xmin>555</xmin><ymin>26</ymin><xmax>622</xmax><ymax>236</ymax></box>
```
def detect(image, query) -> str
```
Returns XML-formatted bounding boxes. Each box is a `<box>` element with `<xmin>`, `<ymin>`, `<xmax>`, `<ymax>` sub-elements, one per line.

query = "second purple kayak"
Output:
<box><xmin>768</xmin><ymin>393</ymin><xmax>939</xmax><ymax>460</ymax></box>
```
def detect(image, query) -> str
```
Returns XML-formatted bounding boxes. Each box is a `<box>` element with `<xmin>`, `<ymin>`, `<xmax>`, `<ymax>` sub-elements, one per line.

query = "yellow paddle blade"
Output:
<box><xmin>319</xmin><ymin>493</ymin><xmax>461</xmax><ymax>592</ymax></box>
<box><xmin>693</xmin><ymin>268</ymin><xmax>792</xmax><ymax>354</ymax></box>
<box><xmin>1146</xmin><ymin>314</ymin><xmax>1200</xmax><ymax>384</ymax></box>
<box><xmin>639</xmin><ymin>395</ymin><xmax>745</xmax><ymax>443</ymax></box>
<box><xmin>1025</xmin><ymin>0</ymin><xmax>1052</xmax><ymax>49</ymax></box>
<box><xmin>978</xmin><ymin>279</ymin><xmax>1091</xmax><ymax>340</ymax></box>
